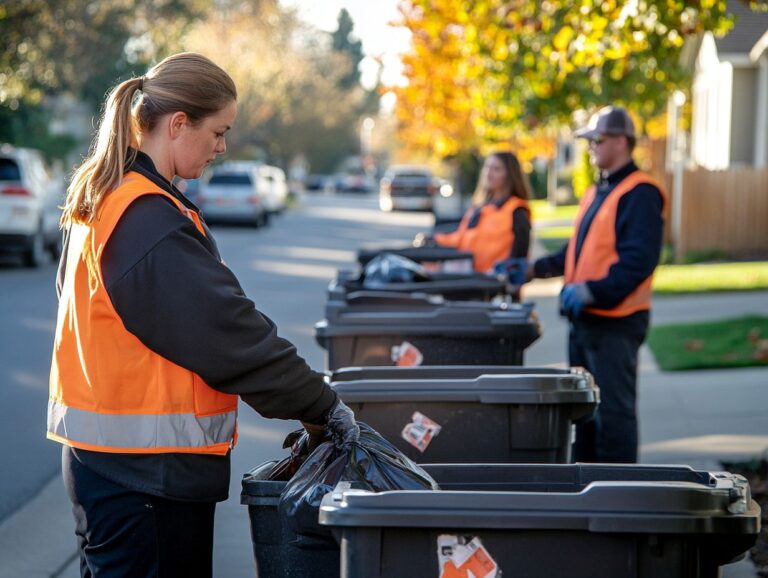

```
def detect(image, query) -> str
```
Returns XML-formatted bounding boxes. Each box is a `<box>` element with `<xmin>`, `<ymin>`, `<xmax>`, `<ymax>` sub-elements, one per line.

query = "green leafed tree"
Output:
<box><xmin>0</xmin><ymin>0</ymin><xmax>206</xmax><ymax>156</ymax></box>
<box><xmin>1</xmin><ymin>0</ymin><xmax>372</xmax><ymax>170</ymax></box>
<box><xmin>181</xmin><ymin>1</ymin><xmax>367</xmax><ymax>172</ymax></box>
<box><xmin>331</xmin><ymin>8</ymin><xmax>365</xmax><ymax>90</ymax></box>
<box><xmin>0</xmin><ymin>0</ymin><xmax>206</xmax><ymax>108</ymax></box>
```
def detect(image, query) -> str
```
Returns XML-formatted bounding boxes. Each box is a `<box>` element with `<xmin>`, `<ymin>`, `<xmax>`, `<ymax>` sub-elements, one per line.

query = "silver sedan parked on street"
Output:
<box><xmin>197</xmin><ymin>164</ymin><xmax>269</xmax><ymax>227</ymax></box>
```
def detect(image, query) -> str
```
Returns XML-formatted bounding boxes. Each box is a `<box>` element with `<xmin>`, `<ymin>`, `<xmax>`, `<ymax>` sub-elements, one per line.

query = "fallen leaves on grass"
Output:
<box><xmin>684</xmin><ymin>339</ymin><xmax>704</xmax><ymax>351</ymax></box>
<box><xmin>753</xmin><ymin>340</ymin><xmax>768</xmax><ymax>362</ymax></box>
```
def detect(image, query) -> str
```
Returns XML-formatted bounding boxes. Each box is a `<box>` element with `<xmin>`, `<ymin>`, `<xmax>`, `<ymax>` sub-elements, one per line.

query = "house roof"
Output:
<box><xmin>714</xmin><ymin>1</ymin><xmax>768</xmax><ymax>57</ymax></box>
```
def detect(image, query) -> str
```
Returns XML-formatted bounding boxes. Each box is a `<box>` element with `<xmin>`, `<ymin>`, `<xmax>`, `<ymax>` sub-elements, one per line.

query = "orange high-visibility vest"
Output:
<box><xmin>565</xmin><ymin>171</ymin><xmax>667</xmax><ymax>318</ymax></box>
<box><xmin>435</xmin><ymin>196</ymin><xmax>529</xmax><ymax>272</ymax></box>
<box><xmin>48</xmin><ymin>171</ymin><xmax>238</xmax><ymax>455</ymax></box>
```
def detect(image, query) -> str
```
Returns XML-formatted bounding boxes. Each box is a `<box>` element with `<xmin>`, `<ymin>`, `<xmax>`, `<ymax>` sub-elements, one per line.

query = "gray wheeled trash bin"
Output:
<box><xmin>330</xmin><ymin>366</ymin><xmax>598</xmax><ymax>463</ymax></box>
<box><xmin>315</xmin><ymin>294</ymin><xmax>541</xmax><ymax>369</ymax></box>
<box><xmin>318</xmin><ymin>463</ymin><xmax>761</xmax><ymax>578</ymax></box>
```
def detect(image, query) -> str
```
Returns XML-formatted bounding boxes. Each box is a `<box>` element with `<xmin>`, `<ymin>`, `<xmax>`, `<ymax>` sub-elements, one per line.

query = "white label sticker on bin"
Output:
<box><xmin>391</xmin><ymin>341</ymin><xmax>423</xmax><ymax>367</ymax></box>
<box><xmin>441</xmin><ymin>258</ymin><xmax>474</xmax><ymax>274</ymax></box>
<box><xmin>401</xmin><ymin>411</ymin><xmax>441</xmax><ymax>453</ymax></box>
<box><xmin>437</xmin><ymin>535</ymin><xmax>500</xmax><ymax>578</ymax></box>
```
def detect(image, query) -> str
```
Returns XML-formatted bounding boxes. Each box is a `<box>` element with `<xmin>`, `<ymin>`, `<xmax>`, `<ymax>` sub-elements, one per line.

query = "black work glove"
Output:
<box><xmin>326</xmin><ymin>399</ymin><xmax>360</xmax><ymax>446</ymax></box>
<box><xmin>300</xmin><ymin>422</ymin><xmax>327</xmax><ymax>453</ymax></box>
<box><xmin>301</xmin><ymin>399</ymin><xmax>360</xmax><ymax>451</ymax></box>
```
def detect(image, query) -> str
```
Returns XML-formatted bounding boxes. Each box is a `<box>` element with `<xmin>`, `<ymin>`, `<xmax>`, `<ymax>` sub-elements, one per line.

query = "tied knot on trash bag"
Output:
<box><xmin>362</xmin><ymin>253</ymin><xmax>431</xmax><ymax>288</ymax></box>
<box><xmin>269</xmin><ymin>422</ymin><xmax>439</xmax><ymax>546</ymax></box>
<box><xmin>326</xmin><ymin>398</ymin><xmax>359</xmax><ymax>447</ymax></box>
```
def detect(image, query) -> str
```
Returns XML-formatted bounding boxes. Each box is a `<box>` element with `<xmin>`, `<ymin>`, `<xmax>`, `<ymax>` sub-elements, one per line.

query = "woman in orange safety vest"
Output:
<box><xmin>48</xmin><ymin>52</ymin><xmax>358</xmax><ymax>578</ymax></box>
<box><xmin>433</xmin><ymin>151</ymin><xmax>531</xmax><ymax>273</ymax></box>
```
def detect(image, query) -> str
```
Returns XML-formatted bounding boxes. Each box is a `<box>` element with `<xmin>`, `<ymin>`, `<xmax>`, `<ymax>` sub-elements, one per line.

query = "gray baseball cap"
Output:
<box><xmin>574</xmin><ymin>106</ymin><xmax>636</xmax><ymax>140</ymax></box>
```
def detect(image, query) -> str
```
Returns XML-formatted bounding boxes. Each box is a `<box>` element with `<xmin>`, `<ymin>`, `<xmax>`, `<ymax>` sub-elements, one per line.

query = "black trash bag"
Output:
<box><xmin>277</xmin><ymin>422</ymin><xmax>439</xmax><ymax>545</ymax></box>
<box><xmin>362</xmin><ymin>253</ymin><xmax>431</xmax><ymax>288</ymax></box>
<box><xmin>265</xmin><ymin>429</ymin><xmax>311</xmax><ymax>482</ymax></box>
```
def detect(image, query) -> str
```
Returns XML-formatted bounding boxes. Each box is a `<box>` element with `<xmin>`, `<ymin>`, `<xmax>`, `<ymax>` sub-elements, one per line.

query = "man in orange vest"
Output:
<box><xmin>529</xmin><ymin>107</ymin><xmax>666</xmax><ymax>463</ymax></box>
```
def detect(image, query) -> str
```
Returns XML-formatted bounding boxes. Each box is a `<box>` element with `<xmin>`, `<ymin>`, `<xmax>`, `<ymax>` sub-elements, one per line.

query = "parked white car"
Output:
<box><xmin>202</xmin><ymin>161</ymin><xmax>287</xmax><ymax>216</ymax></box>
<box><xmin>0</xmin><ymin>144</ymin><xmax>63</xmax><ymax>266</ymax></box>
<box><xmin>197</xmin><ymin>164</ymin><xmax>269</xmax><ymax>227</ymax></box>
<box><xmin>258</xmin><ymin>164</ymin><xmax>288</xmax><ymax>214</ymax></box>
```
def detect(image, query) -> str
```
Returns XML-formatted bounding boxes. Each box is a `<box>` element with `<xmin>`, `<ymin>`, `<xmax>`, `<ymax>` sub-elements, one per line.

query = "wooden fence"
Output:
<box><xmin>665</xmin><ymin>167</ymin><xmax>768</xmax><ymax>258</ymax></box>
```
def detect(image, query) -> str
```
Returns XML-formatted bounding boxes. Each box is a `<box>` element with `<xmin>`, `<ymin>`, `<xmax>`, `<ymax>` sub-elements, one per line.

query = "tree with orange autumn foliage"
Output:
<box><xmin>392</xmin><ymin>0</ymin><xmax>737</xmax><ymax>163</ymax></box>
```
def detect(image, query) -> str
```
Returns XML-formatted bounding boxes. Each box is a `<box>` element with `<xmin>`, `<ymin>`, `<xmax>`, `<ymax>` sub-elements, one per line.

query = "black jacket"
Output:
<box><xmin>57</xmin><ymin>151</ymin><xmax>336</xmax><ymax>501</ymax></box>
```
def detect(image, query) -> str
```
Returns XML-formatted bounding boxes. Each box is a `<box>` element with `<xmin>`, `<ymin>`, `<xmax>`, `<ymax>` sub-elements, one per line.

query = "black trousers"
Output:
<box><xmin>568</xmin><ymin>317</ymin><xmax>647</xmax><ymax>463</ymax></box>
<box><xmin>63</xmin><ymin>448</ymin><xmax>216</xmax><ymax>578</ymax></box>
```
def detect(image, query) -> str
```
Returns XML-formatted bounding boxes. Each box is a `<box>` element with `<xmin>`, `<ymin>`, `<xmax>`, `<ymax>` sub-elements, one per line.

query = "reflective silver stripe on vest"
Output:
<box><xmin>47</xmin><ymin>400</ymin><xmax>236</xmax><ymax>449</ymax></box>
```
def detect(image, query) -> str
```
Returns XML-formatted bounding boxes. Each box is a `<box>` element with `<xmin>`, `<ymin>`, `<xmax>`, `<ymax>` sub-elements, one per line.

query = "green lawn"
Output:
<box><xmin>533</xmin><ymin>227</ymin><xmax>572</xmax><ymax>255</ymax></box>
<box><xmin>648</xmin><ymin>316</ymin><xmax>768</xmax><ymax>371</ymax></box>
<box><xmin>529</xmin><ymin>199</ymin><xmax>579</xmax><ymax>222</ymax></box>
<box><xmin>537</xmin><ymin>237</ymin><xmax>569</xmax><ymax>254</ymax></box>
<box><xmin>529</xmin><ymin>238</ymin><xmax>768</xmax><ymax>294</ymax></box>
<box><xmin>536</xmin><ymin>225</ymin><xmax>574</xmax><ymax>238</ymax></box>
<box><xmin>654</xmin><ymin>262</ymin><xmax>768</xmax><ymax>294</ymax></box>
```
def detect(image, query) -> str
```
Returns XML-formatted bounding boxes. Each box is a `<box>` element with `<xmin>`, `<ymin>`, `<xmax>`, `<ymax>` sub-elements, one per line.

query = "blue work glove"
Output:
<box><xmin>490</xmin><ymin>258</ymin><xmax>529</xmax><ymax>287</ymax></box>
<box><xmin>559</xmin><ymin>283</ymin><xmax>594</xmax><ymax>318</ymax></box>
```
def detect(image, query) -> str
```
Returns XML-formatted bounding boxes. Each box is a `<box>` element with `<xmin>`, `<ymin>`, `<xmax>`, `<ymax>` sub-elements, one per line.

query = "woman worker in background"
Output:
<box><xmin>434</xmin><ymin>151</ymin><xmax>531</xmax><ymax>273</ymax></box>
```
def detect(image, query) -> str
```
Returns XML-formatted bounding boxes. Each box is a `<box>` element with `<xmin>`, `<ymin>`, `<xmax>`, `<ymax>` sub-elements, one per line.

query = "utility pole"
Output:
<box><xmin>668</xmin><ymin>90</ymin><xmax>687</xmax><ymax>263</ymax></box>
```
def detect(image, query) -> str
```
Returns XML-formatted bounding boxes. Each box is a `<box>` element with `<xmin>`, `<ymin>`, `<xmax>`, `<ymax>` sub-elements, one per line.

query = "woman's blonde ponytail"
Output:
<box><xmin>61</xmin><ymin>77</ymin><xmax>142</xmax><ymax>226</ymax></box>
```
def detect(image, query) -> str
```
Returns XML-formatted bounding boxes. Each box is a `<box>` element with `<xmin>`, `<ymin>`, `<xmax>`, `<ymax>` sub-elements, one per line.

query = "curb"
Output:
<box><xmin>0</xmin><ymin>474</ymin><xmax>76</xmax><ymax>578</ymax></box>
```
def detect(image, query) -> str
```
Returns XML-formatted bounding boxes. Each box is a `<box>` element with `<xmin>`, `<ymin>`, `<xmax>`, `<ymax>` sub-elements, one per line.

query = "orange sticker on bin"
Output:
<box><xmin>438</xmin><ymin>535</ymin><xmax>499</xmax><ymax>578</ymax></box>
<box><xmin>391</xmin><ymin>341</ymin><xmax>423</xmax><ymax>367</ymax></box>
<box><xmin>401</xmin><ymin>411</ymin><xmax>441</xmax><ymax>453</ymax></box>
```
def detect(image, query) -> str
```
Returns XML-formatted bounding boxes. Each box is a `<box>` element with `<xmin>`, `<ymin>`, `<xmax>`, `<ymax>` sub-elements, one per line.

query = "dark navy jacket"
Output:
<box><xmin>534</xmin><ymin>161</ymin><xmax>664</xmax><ymax>328</ymax></box>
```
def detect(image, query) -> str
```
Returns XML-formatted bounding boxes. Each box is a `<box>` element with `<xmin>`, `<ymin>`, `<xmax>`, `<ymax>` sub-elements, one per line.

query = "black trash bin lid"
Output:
<box><xmin>241</xmin><ymin>461</ymin><xmax>285</xmax><ymax>505</ymax></box>
<box><xmin>331</xmin><ymin>270</ymin><xmax>507</xmax><ymax>298</ymax></box>
<box><xmin>316</xmin><ymin>299</ymin><xmax>541</xmax><ymax>338</ymax></box>
<box><xmin>330</xmin><ymin>368</ymin><xmax>599</xmax><ymax>406</ymax></box>
<box><xmin>331</xmin><ymin>365</ymin><xmax>582</xmax><ymax>382</ymax></box>
<box><xmin>357</xmin><ymin>246</ymin><xmax>475</xmax><ymax>267</ymax></box>
<box><xmin>318</xmin><ymin>464</ymin><xmax>759</xmax><ymax>536</ymax></box>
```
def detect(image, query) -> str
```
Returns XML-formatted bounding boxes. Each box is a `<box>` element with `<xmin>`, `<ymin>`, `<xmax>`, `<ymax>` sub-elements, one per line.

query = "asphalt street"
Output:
<box><xmin>0</xmin><ymin>258</ymin><xmax>61</xmax><ymax>522</ymax></box>
<box><xmin>0</xmin><ymin>192</ymin><xmax>436</xmax><ymax>576</ymax></box>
